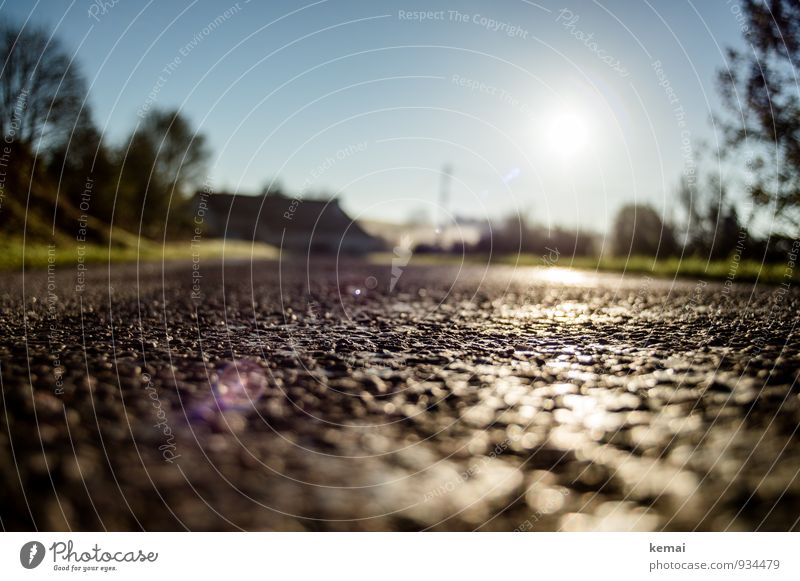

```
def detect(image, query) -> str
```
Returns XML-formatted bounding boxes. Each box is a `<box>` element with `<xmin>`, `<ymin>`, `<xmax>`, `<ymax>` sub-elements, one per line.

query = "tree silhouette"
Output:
<box><xmin>118</xmin><ymin>108</ymin><xmax>209</xmax><ymax>238</ymax></box>
<box><xmin>718</xmin><ymin>0</ymin><xmax>800</xmax><ymax>230</ymax></box>
<box><xmin>612</xmin><ymin>204</ymin><xmax>676</xmax><ymax>257</ymax></box>
<box><xmin>0</xmin><ymin>20</ymin><xmax>86</xmax><ymax>152</ymax></box>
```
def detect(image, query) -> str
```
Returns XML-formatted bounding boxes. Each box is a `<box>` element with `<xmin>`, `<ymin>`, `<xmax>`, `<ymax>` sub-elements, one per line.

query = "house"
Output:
<box><xmin>192</xmin><ymin>190</ymin><xmax>385</xmax><ymax>254</ymax></box>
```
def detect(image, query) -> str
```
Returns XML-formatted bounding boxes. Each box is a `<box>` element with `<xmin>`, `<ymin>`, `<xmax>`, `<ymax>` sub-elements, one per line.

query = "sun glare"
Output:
<box><xmin>546</xmin><ymin>112</ymin><xmax>590</xmax><ymax>157</ymax></box>
<box><xmin>538</xmin><ymin>267</ymin><xmax>589</xmax><ymax>285</ymax></box>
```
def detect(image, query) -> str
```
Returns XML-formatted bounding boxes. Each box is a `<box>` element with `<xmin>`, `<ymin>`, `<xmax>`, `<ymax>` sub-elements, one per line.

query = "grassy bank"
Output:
<box><xmin>7</xmin><ymin>242</ymin><xmax>795</xmax><ymax>286</ymax></box>
<box><xmin>497</xmin><ymin>254</ymin><xmax>795</xmax><ymax>284</ymax></box>
<box><xmin>370</xmin><ymin>252</ymin><xmax>797</xmax><ymax>285</ymax></box>
<box><xmin>0</xmin><ymin>238</ymin><xmax>279</xmax><ymax>271</ymax></box>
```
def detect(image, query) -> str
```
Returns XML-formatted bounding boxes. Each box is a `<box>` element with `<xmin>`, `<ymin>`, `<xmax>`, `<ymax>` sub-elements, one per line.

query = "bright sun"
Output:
<box><xmin>547</xmin><ymin>112</ymin><xmax>590</xmax><ymax>157</ymax></box>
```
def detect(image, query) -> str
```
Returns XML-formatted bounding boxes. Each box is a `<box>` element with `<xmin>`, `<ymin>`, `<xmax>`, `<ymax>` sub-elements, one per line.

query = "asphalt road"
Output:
<box><xmin>1</xmin><ymin>258</ymin><xmax>799</xmax><ymax>531</ymax></box>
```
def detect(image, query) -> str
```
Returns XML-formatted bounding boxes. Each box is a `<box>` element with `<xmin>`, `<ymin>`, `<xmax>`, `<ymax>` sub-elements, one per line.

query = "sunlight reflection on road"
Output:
<box><xmin>531</xmin><ymin>267</ymin><xmax>593</xmax><ymax>285</ymax></box>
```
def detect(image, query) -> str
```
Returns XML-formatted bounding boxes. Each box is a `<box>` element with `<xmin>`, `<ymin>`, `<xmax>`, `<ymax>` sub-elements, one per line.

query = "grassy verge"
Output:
<box><xmin>369</xmin><ymin>252</ymin><xmax>797</xmax><ymax>285</ymax></box>
<box><xmin>7</xmin><ymin>242</ymin><xmax>794</xmax><ymax>285</ymax></box>
<box><xmin>0</xmin><ymin>238</ymin><xmax>279</xmax><ymax>271</ymax></box>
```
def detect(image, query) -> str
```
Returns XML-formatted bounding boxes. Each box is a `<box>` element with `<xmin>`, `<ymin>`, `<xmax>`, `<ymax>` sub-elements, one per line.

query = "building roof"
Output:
<box><xmin>194</xmin><ymin>191</ymin><xmax>383</xmax><ymax>253</ymax></box>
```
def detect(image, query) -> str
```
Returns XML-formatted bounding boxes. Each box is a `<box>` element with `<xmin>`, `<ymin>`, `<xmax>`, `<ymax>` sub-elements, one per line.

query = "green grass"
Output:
<box><xmin>369</xmin><ymin>252</ymin><xmax>797</xmax><ymax>285</ymax></box>
<box><xmin>8</xmin><ymin>241</ymin><xmax>793</xmax><ymax>285</ymax></box>
<box><xmin>0</xmin><ymin>238</ymin><xmax>279</xmax><ymax>271</ymax></box>
<box><xmin>496</xmin><ymin>254</ymin><xmax>794</xmax><ymax>283</ymax></box>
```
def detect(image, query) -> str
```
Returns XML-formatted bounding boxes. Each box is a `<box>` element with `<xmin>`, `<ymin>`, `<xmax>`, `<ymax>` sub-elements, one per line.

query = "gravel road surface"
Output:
<box><xmin>1</xmin><ymin>259</ymin><xmax>799</xmax><ymax>531</ymax></box>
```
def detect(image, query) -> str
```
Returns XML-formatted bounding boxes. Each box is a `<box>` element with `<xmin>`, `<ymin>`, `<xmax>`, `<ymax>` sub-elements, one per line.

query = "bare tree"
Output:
<box><xmin>118</xmin><ymin>108</ymin><xmax>209</xmax><ymax>238</ymax></box>
<box><xmin>0</xmin><ymin>20</ymin><xmax>86</xmax><ymax>152</ymax></box>
<box><xmin>135</xmin><ymin>108</ymin><xmax>209</xmax><ymax>199</ymax></box>
<box><xmin>612</xmin><ymin>203</ymin><xmax>677</xmax><ymax>257</ymax></box>
<box><xmin>718</xmin><ymin>0</ymin><xmax>800</xmax><ymax>231</ymax></box>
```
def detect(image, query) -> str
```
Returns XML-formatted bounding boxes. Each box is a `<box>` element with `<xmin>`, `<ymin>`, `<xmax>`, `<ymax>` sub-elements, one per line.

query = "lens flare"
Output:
<box><xmin>212</xmin><ymin>359</ymin><xmax>267</xmax><ymax>410</ymax></box>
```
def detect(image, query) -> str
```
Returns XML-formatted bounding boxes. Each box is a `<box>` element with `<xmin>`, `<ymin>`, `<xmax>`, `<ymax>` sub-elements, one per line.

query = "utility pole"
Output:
<box><xmin>437</xmin><ymin>164</ymin><xmax>452</xmax><ymax>249</ymax></box>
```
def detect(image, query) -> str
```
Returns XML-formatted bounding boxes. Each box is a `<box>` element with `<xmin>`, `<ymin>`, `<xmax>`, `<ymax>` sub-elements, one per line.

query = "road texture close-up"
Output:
<box><xmin>1</xmin><ymin>259</ymin><xmax>799</xmax><ymax>531</ymax></box>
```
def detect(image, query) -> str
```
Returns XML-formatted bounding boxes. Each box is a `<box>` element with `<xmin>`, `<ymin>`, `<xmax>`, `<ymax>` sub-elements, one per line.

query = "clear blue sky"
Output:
<box><xmin>4</xmin><ymin>0</ymin><xmax>749</xmax><ymax>231</ymax></box>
